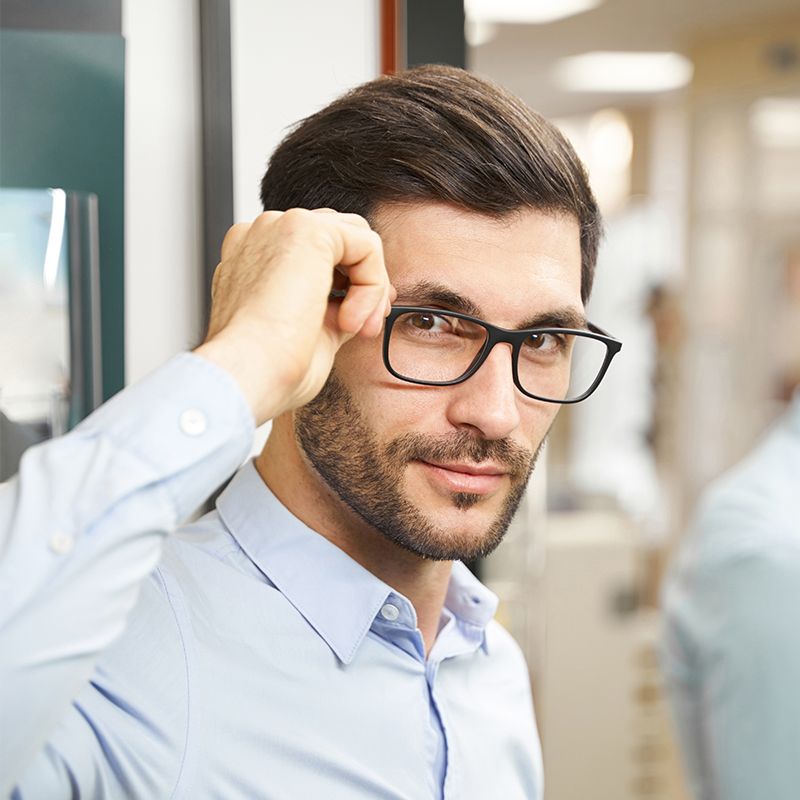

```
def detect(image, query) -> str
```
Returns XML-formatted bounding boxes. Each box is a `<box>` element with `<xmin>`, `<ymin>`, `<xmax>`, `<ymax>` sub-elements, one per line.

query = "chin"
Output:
<box><xmin>389</xmin><ymin>499</ymin><xmax>510</xmax><ymax>562</ymax></box>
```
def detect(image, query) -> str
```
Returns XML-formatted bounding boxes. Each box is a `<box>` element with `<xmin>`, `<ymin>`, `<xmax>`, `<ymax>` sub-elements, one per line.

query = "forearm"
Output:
<box><xmin>0</xmin><ymin>352</ymin><xmax>254</xmax><ymax>791</ymax></box>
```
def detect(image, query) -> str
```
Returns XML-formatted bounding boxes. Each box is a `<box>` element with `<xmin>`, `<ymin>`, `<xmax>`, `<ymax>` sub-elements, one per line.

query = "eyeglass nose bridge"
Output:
<box><xmin>459</xmin><ymin>325</ymin><xmax>526</xmax><ymax>389</ymax></box>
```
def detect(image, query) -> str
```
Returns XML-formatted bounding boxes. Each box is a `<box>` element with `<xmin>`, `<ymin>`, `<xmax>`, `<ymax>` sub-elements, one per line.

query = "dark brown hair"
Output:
<box><xmin>260</xmin><ymin>65</ymin><xmax>601</xmax><ymax>302</ymax></box>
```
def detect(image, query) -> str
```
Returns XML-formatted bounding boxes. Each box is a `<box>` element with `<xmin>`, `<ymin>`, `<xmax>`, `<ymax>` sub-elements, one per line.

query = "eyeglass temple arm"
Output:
<box><xmin>587</xmin><ymin>321</ymin><xmax>619</xmax><ymax>341</ymax></box>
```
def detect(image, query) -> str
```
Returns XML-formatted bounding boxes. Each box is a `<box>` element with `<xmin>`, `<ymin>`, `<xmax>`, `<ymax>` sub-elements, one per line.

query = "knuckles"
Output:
<box><xmin>248</xmin><ymin>209</ymin><xmax>382</xmax><ymax>258</ymax></box>
<box><xmin>274</xmin><ymin>207</ymin><xmax>313</xmax><ymax>236</ymax></box>
<box><xmin>249</xmin><ymin>209</ymin><xmax>288</xmax><ymax>236</ymax></box>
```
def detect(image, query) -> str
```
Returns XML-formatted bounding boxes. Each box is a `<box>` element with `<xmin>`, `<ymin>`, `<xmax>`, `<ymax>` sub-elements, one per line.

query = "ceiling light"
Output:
<box><xmin>464</xmin><ymin>0</ymin><xmax>602</xmax><ymax>26</ymax></box>
<box><xmin>465</xmin><ymin>20</ymin><xmax>498</xmax><ymax>48</ymax></box>
<box><xmin>554</xmin><ymin>52</ymin><xmax>693</xmax><ymax>93</ymax></box>
<box><xmin>588</xmin><ymin>109</ymin><xmax>633</xmax><ymax>171</ymax></box>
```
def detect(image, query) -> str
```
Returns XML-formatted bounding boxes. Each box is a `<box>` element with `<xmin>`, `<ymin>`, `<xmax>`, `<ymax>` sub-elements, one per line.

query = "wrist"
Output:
<box><xmin>193</xmin><ymin>335</ymin><xmax>290</xmax><ymax>426</ymax></box>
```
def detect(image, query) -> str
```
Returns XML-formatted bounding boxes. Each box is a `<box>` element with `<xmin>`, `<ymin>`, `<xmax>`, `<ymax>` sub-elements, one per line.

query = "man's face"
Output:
<box><xmin>295</xmin><ymin>202</ymin><xmax>584</xmax><ymax>561</ymax></box>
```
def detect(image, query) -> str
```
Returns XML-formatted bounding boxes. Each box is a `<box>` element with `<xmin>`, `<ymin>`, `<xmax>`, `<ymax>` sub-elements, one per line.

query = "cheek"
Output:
<box><xmin>332</xmin><ymin>335</ymin><xmax>384</xmax><ymax>385</ymax></box>
<box><xmin>332</xmin><ymin>338</ymin><xmax>412</xmax><ymax>422</ymax></box>
<box><xmin>335</xmin><ymin>334</ymin><xmax>429</xmax><ymax>407</ymax></box>
<box><xmin>335</xmin><ymin>346</ymin><xmax>452</xmax><ymax>437</ymax></box>
<box><xmin>520</xmin><ymin>402</ymin><xmax>561</xmax><ymax>447</ymax></box>
<box><xmin>360</xmin><ymin>381</ymin><xmax>451</xmax><ymax>441</ymax></box>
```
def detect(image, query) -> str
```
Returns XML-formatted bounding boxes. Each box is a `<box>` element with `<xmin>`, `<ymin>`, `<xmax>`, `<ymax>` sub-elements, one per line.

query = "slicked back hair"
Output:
<box><xmin>260</xmin><ymin>65</ymin><xmax>601</xmax><ymax>303</ymax></box>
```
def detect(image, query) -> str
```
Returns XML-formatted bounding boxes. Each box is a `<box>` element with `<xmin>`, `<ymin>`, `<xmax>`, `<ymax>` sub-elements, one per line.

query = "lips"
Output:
<box><xmin>424</xmin><ymin>460</ymin><xmax>507</xmax><ymax>477</ymax></box>
<box><xmin>416</xmin><ymin>459</ymin><xmax>508</xmax><ymax>495</ymax></box>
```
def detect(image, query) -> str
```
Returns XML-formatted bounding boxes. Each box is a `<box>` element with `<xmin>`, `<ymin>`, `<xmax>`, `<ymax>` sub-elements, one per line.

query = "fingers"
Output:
<box><xmin>331</xmin><ymin>227</ymin><xmax>392</xmax><ymax>336</ymax></box>
<box><xmin>322</xmin><ymin>216</ymin><xmax>396</xmax><ymax>338</ymax></box>
<box><xmin>361</xmin><ymin>282</ymin><xmax>393</xmax><ymax>338</ymax></box>
<box><xmin>336</xmin><ymin>286</ymin><xmax>384</xmax><ymax>335</ymax></box>
<box><xmin>360</xmin><ymin>283</ymin><xmax>395</xmax><ymax>336</ymax></box>
<box><xmin>311</xmin><ymin>208</ymin><xmax>371</xmax><ymax>230</ymax></box>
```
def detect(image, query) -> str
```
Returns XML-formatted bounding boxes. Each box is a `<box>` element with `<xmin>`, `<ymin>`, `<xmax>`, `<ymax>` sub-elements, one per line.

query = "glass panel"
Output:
<box><xmin>0</xmin><ymin>187</ymin><xmax>102</xmax><ymax>480</ymax></box>
<box><xmin>0</xmin><ymin>188</ymin><xmax>70</xmax><ymax>432</ymax></box>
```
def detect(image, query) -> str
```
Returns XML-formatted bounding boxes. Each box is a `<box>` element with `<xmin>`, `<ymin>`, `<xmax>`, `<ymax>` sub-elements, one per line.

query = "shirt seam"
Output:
<box><xmin>152</xmin><ymin>567</ymin><xmax>193</xmax><ymax>799</ymax></box>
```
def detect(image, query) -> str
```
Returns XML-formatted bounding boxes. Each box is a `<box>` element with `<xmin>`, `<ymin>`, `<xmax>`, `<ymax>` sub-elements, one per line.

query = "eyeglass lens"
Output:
<box><xmin>387</xmin><ymin>310</ymin><xmax>608</xmax><ymax>402</ymax></box>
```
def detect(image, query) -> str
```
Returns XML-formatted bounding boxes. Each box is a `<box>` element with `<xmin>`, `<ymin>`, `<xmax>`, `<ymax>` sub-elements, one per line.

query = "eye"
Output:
<box><xmin>407</xmin><ymin>313</ymin><xmax>451</xmax><ymax>332</ymax></box>
<box><xmin>526</xmin><ymin>332</ymin><xmax>558</xmax><ymax>350</ymax></box>
<box><xmin>521</xmin><ymin>331</ymin><xmax>569</xmax><ymax>357</ymax></box>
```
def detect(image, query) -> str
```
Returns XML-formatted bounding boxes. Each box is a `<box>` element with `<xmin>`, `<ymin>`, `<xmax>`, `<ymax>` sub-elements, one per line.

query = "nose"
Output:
<box><xmin>444</xmin><ymin>343</ymin><xmax>522</xmax><ymax>440</ymax></box>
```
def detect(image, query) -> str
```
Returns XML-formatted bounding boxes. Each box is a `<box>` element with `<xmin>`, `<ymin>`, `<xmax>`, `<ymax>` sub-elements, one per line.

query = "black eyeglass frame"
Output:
<box><xmin>382</xmin><ymin>305</ymin><xmax>623</xmax><ymax>405</ymax></box>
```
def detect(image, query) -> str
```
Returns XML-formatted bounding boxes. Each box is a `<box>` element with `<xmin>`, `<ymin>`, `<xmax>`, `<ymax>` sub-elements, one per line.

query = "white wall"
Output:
<box><xmin>230</xmin><ymin>0</ymin><xmax>379</xmax><ymax>222</ymax></box>
<box><xmin>122</xmin><ymin>0</ymin><xmax>204</xmax><ymax>385</ymax></box>
<box><xmin>123</xmin><ymin>0</ymin><xmax>379</xmax><ymax>386</ymax></box>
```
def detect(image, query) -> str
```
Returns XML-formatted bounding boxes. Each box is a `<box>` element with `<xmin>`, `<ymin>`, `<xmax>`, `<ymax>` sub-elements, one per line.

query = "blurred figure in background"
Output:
<box><xmin>566</xmin><ymin>197</ymin><xmax>676</xmax><ymax>541</ymax></box>
<box><xmin>662</xmin><ymin>242</ymin><xmax>800</xmax><ymax>800</ymax></box>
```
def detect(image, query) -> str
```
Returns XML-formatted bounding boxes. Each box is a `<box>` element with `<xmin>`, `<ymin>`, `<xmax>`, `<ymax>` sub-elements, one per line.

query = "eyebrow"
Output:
<box><xmin>396</xmin><ymin>281</ymin><xmax>481</xmax><ymax>316</ymax></box>
<box><xmin>395</xmin><ymin>280</ymin><xmax>588</xmax><ymax>331</ymax></box>
<box><xmin>519</xmin><ymin>308</ymin><xmax>588</xmax><ymax>330</ymax></box>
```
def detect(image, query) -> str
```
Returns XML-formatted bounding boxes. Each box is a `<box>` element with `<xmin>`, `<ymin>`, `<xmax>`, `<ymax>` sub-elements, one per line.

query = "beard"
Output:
<box><xmin>294</xmin><ymin>372</ymin><xmax>543</xmax><ymax>562</ymax></box>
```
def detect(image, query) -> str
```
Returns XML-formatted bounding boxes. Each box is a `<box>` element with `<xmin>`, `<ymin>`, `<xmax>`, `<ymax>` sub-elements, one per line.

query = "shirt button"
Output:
<box><xmin>463</xmin><ymin>593</ymin><xmax>482</xmax><ymax>606</ymax></box>
<box><xmin>380</xmin><ymin>603</ymin><xmax>400</xmax><ymax>622</ymax></box>
<box><xmin>179</xmin><ymin>408</ymin><xmax>207</xmax><ymax>436</ymax></box>
<box><xmin>49</xmin><ymin>532</ymin><xmax>74</xmax><ymax>555</ymax></box>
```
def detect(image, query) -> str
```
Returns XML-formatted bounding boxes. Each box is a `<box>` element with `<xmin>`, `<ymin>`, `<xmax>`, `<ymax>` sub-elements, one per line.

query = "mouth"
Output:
<box><xmin>415</xmin><ymin>459</ymin><xmax>509</xmax><ymax>496</ymax></box>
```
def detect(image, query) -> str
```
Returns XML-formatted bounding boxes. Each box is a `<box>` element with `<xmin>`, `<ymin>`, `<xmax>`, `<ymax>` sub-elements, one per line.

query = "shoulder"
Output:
<box><xmin>18</xmin><ymin>567</ymin><xmax>193</xmax><ymax>798</ymax></box>
<box><xmin>676</xmin><ymin>416</ymin><xmax>800</xmax><ymax>575</ymax></box>
<box><xmin>664</xmin><ymin>417</ymin><xmax>800</xmax><ymax>660</ymax></box>
<box><xmin>484</xmin><ymin>620</ymin><xmax>529</xmax><ymax>674</ymax></box>
<box><xmin>89</xmin><ymin>564</ymin><xmax>191</xmax><ymax>723</ymax></box>
<box><xmin>475</xmin><ymin>620</ymin><xmax>534</xmax><ymax>703</ymax></box>
<box><xmin>59</xmin><ymin>515</ymin><xmax>244</xmax><ymax>795</ymax></box>
<box><xmin>75</xmin><ymin>510</ymin><xmax>244</xmax><ymax>757</ymax></box>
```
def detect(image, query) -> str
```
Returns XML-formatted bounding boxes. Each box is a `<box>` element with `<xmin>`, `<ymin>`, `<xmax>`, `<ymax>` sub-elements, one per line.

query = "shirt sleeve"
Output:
<box><xmin>662</xmin><ymin>522</ymin><xmax>800</xmax><ymax>800</ymax></box>
<box><xmin>0</xmin><ymin>352</ymin><xmax>255</xmax><ymax>794</ymax></box>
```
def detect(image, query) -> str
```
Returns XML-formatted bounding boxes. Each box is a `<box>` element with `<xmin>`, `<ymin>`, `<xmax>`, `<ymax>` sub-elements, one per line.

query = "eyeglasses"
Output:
<box><xmin>382</xmin><ymin>306</ymin><xmax>622</xmax><ymax>404</ymax></box>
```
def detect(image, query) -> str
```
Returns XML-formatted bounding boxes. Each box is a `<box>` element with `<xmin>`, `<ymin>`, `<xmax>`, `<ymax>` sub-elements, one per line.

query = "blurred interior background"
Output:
<box><xmin>2</xmin><ymin>1</ymin><xmax>800</xmax><ymax>798</ymax></box>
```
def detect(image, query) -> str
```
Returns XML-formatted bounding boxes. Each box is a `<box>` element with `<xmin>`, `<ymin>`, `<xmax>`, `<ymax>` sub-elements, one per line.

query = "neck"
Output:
<box><xmin>255</xmin><ymin>414</ymin><xmax>453</xmax><ymax>656</ymax></box>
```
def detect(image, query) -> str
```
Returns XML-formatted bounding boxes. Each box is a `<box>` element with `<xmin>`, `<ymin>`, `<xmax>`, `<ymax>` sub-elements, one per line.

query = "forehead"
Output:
<box><xmin>372</xmin><ymin>202</ymin><xmax>584</xmax><ymax>326</ymax></box>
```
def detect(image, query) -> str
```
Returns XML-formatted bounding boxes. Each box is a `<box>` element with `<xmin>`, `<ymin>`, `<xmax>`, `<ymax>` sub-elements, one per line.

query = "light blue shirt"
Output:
<box><xmin>661</xmin><ymin>395</ymin><xmax>800</xmax><ymax>800</ymax></box>
<box><xmin>0</xmin><ymin>353</ymin><xmax>543</xmax><ymax>799</ymax></box>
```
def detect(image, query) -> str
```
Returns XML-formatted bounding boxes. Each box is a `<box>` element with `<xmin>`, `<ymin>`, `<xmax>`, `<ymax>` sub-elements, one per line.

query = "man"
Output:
<box><xmin>0</xmin><ymin>66</ymin><xmax>618</xmax><ymax>798</ymax></box>
<box><xmin>662</xmin><ymin>390</ymin><xmax>800</xmax><ymax>800</ymax></box>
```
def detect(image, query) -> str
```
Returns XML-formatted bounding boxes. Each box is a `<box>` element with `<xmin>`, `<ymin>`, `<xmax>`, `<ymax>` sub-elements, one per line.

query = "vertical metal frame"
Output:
<box><xmin>198</xmin><ymin>0</ymin><xmax>235</xmax><ymax>321</ymax></box>
<box><xmin>66</xmin><ymin>191</ymin><xmax>104</xmax><ymax>426</ymax></box>
<box><xmin>405</xmin><ymin>0</ymin><xmax>465</xmax><ymax>69</ymax></box>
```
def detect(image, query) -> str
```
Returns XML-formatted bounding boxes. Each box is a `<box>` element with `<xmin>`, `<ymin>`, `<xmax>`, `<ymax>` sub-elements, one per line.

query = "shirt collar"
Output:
<box><xmin>216</xmin><ymin>460</ymin><xmax>499</xmax><ymax>662</ymax></box>
<box><xmin>445</xmin><ymin>561</ymin><xmax>499</xmax><ymax>654</ymax></box>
